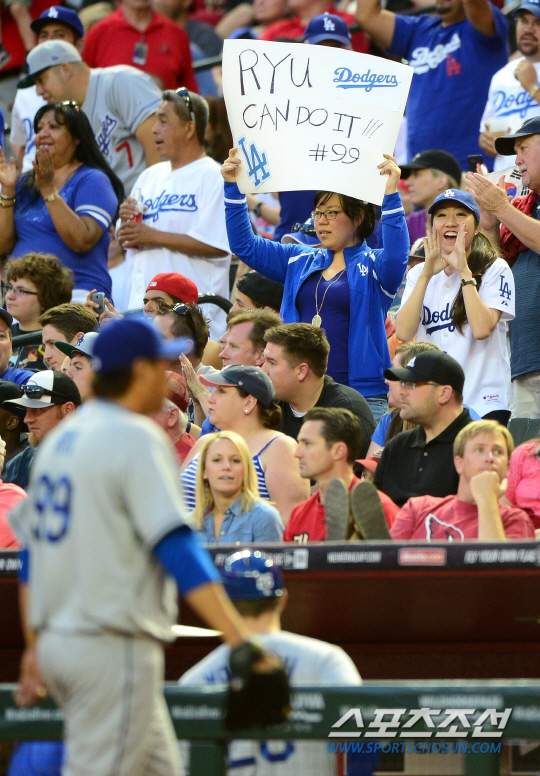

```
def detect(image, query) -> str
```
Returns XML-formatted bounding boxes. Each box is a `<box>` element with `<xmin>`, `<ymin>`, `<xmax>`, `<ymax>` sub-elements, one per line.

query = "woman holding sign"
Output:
<box><xmin>222</xmin><ymin>150</ymin><xmax>409</xmax><ymax>420</ymax></box>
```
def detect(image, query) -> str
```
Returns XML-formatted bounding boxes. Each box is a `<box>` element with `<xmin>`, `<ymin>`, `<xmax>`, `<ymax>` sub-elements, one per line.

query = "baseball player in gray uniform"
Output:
<box><xmin>20</xmin><ymin>40</ymin><xmax>162</xmax><ymax>191</ymax></box>
<box><xmin>9</xmin><ymin>318</ymin><xmax>288</xmax><ymax>776</ymax></box>
<box><xmin>180</xmin><ymin>550</ymin><xmax>362</xmax><ymax>776</ymax></box>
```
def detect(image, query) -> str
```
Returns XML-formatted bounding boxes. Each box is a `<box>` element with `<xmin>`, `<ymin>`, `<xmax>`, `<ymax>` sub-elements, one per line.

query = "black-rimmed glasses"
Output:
<box><xmin>5</xmin><ymin>284</ymin><xmax>39</xmax><ymax>296</ymax></box>
<box><xmin>175</xmin><ymin>87</ymin><xmax>195</xmax><ymax>125</ymax></box>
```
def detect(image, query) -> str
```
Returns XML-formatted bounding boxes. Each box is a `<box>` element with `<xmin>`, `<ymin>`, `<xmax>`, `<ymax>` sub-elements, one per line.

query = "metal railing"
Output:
<box><xmin>1</xmin><ymin>681</ymin><xmax>539</xmax><ymax>776</ymax></box>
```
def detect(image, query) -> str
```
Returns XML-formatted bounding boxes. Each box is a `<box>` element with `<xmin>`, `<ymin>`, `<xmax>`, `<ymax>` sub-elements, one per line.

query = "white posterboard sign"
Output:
<box><xmin>222</xmin><ymin>39</ymin><xmax>413</xmax><ymax>206</ymax></box>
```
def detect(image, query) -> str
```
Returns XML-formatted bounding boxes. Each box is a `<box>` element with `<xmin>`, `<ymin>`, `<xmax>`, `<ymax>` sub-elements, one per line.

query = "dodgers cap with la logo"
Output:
<box><xmin>428</xmin><ymin>189</ymin><xmax>481</xmax><ymax>222</ymax></box>
<box><xmin>303</xmin><ymin>13</ymin><xmax>352</xmax><ymax>46</ymax></box>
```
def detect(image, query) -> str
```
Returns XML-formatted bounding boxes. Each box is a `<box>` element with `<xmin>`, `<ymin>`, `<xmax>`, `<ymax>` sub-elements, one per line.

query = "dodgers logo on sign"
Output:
<box><xmin>238</xmin><ymin>135</ymin><xmax>271</xmax><ymax>188</ymax></box>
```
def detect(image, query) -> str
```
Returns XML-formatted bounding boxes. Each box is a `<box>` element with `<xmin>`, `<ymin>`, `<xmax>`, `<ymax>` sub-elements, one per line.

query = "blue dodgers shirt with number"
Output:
<box><xmin>388</xmin><ymin>8</ymin><xmax>508</xmax><ymax>170</ymax></box>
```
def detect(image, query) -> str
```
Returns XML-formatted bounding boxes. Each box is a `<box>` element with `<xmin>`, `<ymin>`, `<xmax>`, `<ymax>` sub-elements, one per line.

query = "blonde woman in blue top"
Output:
<box><xmin>193</xmin><ymin>430</ymin><xmax>284</xmax><ymax>544</ymax></box>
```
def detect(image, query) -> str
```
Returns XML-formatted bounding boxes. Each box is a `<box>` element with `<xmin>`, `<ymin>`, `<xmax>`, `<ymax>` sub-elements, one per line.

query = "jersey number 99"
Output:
<box><xmin>31</xmin><ymin>474</ymin><xmax>73</xmax><ymax>543</ymax></box>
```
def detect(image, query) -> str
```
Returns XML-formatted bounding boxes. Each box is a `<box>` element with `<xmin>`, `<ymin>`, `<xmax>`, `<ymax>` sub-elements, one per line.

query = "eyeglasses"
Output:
<box><xmin>61</xmin><ymin>100</ymin><xmax>80</xmax><ymax>110</ymax></box>
<box><xmin>6</xmin><ymin>284</ymin><xmax>39</xmax><ymax>297</ymax></box>
<box><xmin>399</xmin><ymin>380</ymin><xmax>439</xmax><ymax>390</ymax></box>
<box><xmin>175</xmin><ymin>87</ymin><xmax>195</xmax><ymax>125</ymax></box>
<box><xmin>311</xmin><ymin>209</ymin><xmax>343</xmax><ymax>221</ymax></box>
<box><xmin>20</xmin><ymin>384</ymin><xmax>68</xmax><ymax>401</ymax></box>
<box><xmin>292</xmin><ymin>222</ymin><xmax>317</xmax><ymax>237</ymax></box>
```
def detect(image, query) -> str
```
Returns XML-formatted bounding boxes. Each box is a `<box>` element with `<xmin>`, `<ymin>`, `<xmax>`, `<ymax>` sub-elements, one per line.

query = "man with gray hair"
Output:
<box><xmin>117</xmin><ymin>89</ymin><xmax>230</xmax><ymax>339</ymax></box>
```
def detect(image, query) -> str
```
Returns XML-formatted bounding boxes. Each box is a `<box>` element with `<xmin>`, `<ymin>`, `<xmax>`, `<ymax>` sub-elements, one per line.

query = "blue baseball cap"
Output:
<box><xmin>221</xmin><ymin>550</ymin><xmax>284</xmax><ymax>600</ymax></box>
<box><xmin>494</xmin><ymin>116</ymin><xmax>540</xmax><ymax>156</ymax></box>
<box><xmin>428</xmin><ymin>189</ymin><xmax>480</xmax><ymax>222</ymax></box>
<box><xmin>303</xmin><ymin>13</ymin><xmax>351</xmax><ymax>46</ymax></box>
<box><xmin>513</xmin><ymin>0</ymin><xmax>540</xmax><ymax>20</ymax></box>
<box><xmin>31</xmin><ymin>6</ymin><xmax>84</xmax><ymax>38</ymax></box>
<box><xmin>91</xmin><ymin>318</ymin><xmax>193</xmax><ymax>373</ymax></box>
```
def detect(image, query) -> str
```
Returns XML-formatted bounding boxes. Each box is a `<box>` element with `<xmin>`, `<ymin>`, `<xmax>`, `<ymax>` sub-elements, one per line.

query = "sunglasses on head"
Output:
<box><xmin>174</xmin><ymin>87</ymin><xmax>195</xmax><ymax>124</ymax></box>
<box><xmin>20</xmin><ymin>384</ymin><xmax>67</xmax><ymax>402</ymax></box>
<box><xmin>292</xmin><ymin>222</ymin><xmax>317</xmax><ymax>237</ymax></box>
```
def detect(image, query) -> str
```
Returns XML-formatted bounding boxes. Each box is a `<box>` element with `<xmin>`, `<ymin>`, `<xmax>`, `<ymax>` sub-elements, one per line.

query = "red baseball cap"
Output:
<box><xmin>356</xmin><ymin>448</ymin><xmax>383</xmax><ymax>475</ymax></box>
<box><xmin>146</xmin><ymin>273</ymin><xmax>198</xmax><ymax>304</ymax></box>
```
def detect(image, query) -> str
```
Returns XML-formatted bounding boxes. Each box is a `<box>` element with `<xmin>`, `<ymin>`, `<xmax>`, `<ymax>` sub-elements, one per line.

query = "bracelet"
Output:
<box><xmin>529</xmin><ymin>82</ymin><xmax>540</xmax><ymax>99</ymax></box>
<box><xmin>0</xmin><ymin>199</ymin><xmax>15</xmax><ymax>208</ymax></box>
<box><xmin>43</xmin><ymin>191</ymin><xmax>60</xmax><ymax>203</ymax></box>
<box><xmin>0</xmin><ymin>192</ymin><xmax>15</xmax><ymax>201</ymax></box>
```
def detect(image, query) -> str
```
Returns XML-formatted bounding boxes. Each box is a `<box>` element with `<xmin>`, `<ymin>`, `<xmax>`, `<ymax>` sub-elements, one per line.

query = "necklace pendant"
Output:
<box><xmin>312</xmin><ymin>314</ymin><xmax>322</xmax><ymax>328</ymax></box>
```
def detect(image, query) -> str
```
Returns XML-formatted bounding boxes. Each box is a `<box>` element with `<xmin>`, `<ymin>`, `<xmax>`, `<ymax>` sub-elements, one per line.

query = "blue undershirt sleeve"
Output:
<box><xmin>154</xmin><ymin>525</ymin><xmax>221</xmax><ymax>595</ymax></box>
<box><xmin>19</xmin><ymin>547</ymin><xmax>29</xmax><ymax>584</ymax></box>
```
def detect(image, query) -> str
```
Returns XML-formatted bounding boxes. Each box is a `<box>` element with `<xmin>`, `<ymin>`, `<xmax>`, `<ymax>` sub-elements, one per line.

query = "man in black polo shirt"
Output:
<box><xmin>262</xmin><ymin>323</ymin><xmax>375</xmax><ymax>457</ymax></box>
<box><xmin>374</xmin><ymin>351</ymin><xmax>473</xmax><ymax>507</ymax></box>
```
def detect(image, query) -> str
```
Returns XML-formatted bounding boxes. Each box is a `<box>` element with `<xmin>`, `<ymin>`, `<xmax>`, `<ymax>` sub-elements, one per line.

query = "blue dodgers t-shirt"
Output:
<box><xmin>388</xmin><ymin>9</ymin><xmax>508</xmax><ymax>170</ymax></box>
<box><xmin>13</xmin><ymin>166</ymin><xmax>118</xmax><ymax>296</ymax></box>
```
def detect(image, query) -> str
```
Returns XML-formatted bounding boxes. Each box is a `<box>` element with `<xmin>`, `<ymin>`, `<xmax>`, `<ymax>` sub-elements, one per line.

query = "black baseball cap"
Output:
<box><xmin>384</xmin><ymin>350</ymin><xmax>465</xmax><ymax>394</ymax></box>
<box><xmin>236</xmin><ymin>271</ymin><xmax>284</xmax><ymax>313</ymax></box>
<box><xmin>400</xmin><ymin>150</ymin><xmax>462</xmax><ymax>185</ymax></box>
<box><xmin>200</xmin><ymin>365</ymin><xmax>276</xmax><ymax>407</ymax></box>
<box><xmin>494</xmin><ymin>117</ymin><xmax>540</xmax><ymax>156</ymax></box>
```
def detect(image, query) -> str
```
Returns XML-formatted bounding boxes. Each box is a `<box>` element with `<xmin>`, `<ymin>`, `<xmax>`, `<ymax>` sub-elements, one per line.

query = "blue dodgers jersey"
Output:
<box><xmin>389</xmin><ymin>9</ymin><xmax>508</xmax><ymax>169</ymax></box>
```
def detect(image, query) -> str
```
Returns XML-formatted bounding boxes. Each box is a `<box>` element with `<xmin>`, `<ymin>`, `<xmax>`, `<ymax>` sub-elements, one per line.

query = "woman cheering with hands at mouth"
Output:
<box><xmin>221</xmin><ymin>149</ymin><xmax>409</xmax><ymax>420</ymax></box>
<box><xmin>395</xmin><ymin>190</ymin><xmax>514</xmax><ymax>424</ymax></box>
<box><xmin>0</xmin><ymin>102</ymin><xmax>123</xmax><ymax>300</ymax></box>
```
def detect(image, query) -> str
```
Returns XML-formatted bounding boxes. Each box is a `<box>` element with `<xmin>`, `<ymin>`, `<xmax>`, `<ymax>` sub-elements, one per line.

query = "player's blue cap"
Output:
<box><xmin>221</xmin><ymin>550</ymin><xmax>284</xmax><ymax>600</ymax></box>
<box><xmin>428</xmin><ymin>189</ymin><xmax>480</xmax><ymax>223</ymax></box>
<box><xmin>30</xmin><ymin>6</ymin><xmax>84</xmax><ymax>38</ymax></box>
<box><xmin>303</xmin><ymin>13</ymin><xmax>351</xmax><ymax>46</ymax></box>
<box><xmin>92</xmin><ymin>318</ymin><xmax>192</xmax><ymax>373</ymax></box>
<box><xmin>55</xmin><ymin>331</ymin><xmax>99</xmax><ymax>360</ymax></box>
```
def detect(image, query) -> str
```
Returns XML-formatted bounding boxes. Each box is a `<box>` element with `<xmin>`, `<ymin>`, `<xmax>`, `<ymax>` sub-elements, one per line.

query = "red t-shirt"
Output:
<box><xmin>284</xmin><ymin>476</ymin><xmax>399</xmax><ymax>543</ymax></box>
<box><xmin>260</xmin><ymin>8</ymin><xmax>368</xmax><ymax>54</ymax></box>
<box><xmin>175</xmin><ymin>432</ymin><xmax>197</xmax><ymax>463</ymax></box>
<box><xmin>0</xmin><ymin>481</ymin><xmax>27</xmax><ymax>549</ymax></box>
<box><xmin>391</xmin><ymin>495</ymin><xmax>535</xmax><ymax>541</ymax></box>
<box><xmin>83</xmin><ymin>9</ymin><xmax>198</xmax><ymax>92</ymax></box>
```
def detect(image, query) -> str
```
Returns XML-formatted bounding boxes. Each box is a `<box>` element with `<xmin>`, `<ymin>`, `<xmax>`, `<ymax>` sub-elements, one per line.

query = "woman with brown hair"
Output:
<box><xmin>181</xmin><ymin>365</ymin><xmax>308</xmax><ymax>523</ymax></box>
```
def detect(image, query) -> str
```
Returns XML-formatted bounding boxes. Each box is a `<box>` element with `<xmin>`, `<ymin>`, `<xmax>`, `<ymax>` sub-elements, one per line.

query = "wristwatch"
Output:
<box><xmin>252</xmin><ymin>202</ymin><xmax>263</xmax><ymax>218</ymax></box>
<box><xmin>461</xmin><ymin>278</ymin><xmax>477</xmax><ymax>288</ymax></box>
<box><xmin>529</xmin><ymin>82</ymin><xmax>540</xmax><ymax>99</ymax></box>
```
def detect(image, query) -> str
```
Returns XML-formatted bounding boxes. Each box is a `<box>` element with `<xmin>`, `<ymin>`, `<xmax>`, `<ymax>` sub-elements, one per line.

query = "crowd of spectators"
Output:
<box><xmin>2</xmin><ymin>2</ymin><xmax>540</xmax><ymax>771</ymax></box>
<box><xmin>0</xmin><ymin>0</ymin><xmax>539</xmax><ymax>554</ymax></box>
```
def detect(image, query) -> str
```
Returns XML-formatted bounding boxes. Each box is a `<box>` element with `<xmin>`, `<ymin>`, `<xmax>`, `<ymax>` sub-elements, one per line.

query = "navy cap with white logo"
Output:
<box><xmin>428</xmin><ymin>189</ymin><xmax>481</xmax><ymax>223</ymax></box>
<box><xmin>30</xmin><ymin>6</ymin><xmax>84</xmax><ymax>38</ymax></box>
<box><xmin>303</xmin><ymin>13</ymin><xmax>352</xmax><ymax>46</ymax></box>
